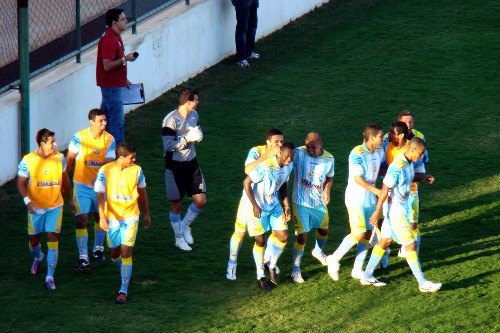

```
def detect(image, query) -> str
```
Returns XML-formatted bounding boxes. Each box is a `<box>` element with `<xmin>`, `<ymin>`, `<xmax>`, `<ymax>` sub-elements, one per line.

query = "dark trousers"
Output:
<box><xmin>232</xmin><ymin>0</ymin><xmax>259</xmax><ymax>61</ymax></box>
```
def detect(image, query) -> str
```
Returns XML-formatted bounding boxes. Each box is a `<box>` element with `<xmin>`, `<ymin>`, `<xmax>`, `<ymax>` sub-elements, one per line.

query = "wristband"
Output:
<box><xmin>23</xmin><ymin>197</ymin><xmax>31</xmax><ymax>205</ymax></box>
<box><xmin>122</xmin><ymin>57</ymin><xmax>126</xmax><ymax>65</ymax></box>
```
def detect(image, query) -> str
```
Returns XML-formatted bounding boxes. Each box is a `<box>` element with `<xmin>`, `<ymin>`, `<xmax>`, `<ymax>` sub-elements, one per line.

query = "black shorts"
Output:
<box><xmin>164</xmin><ymin>159</ymin><xmax>206</xmax><ymax>201</ymax></box>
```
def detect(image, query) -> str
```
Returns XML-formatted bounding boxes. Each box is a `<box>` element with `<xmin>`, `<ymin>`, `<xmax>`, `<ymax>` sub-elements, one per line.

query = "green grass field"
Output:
<box><xmin>1</xmin><ymin>0</ymin><xmax>499</xmax><ymax>331</ymax></box>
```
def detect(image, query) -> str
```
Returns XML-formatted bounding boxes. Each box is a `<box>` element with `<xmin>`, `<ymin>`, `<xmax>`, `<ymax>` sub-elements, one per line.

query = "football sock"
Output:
<box><xmin>292</xmin><ymin>241</ymin><xmax>305</xmax><ymax>273</ymax></box>
<box><xmin>76</xmin><ymin>228</ymin><xmax>88</xmax><ymax>260</ymax></box>
<box><xmin>93</xmin><ymin>222</ymin><xmax>106</xmax><ymax>251</ymax></box>
<box><xmin>47</xmin><ymin>241</ymin><xmax>59</xmax><ymax>278</ymax></box>
<box><xmin>353</xmin><ymin>239</ymin><xmax>369</xmax><ymax>271</ymax></box>
<box><xmin>332</xmin><ymin>234</ymin><xmax>357</xmax><ymax>261</ymax></box>
<box><xmin>112</xmin><ymin>256</ymin><xmax>122</xmax><ymax>267</ymax></box>
<box><xmin>228</xmin><ymin>233</ymin><xmax>243</xmax><ymax>266</ymax></box>
<box><xmin>253</xmin><ymin>243</ymin><xmax>265</xmax><ymax>279</ymax></box>
<box><xmin>170</xmin><ymin>212</ymin><xmax>182</xmax><ymax>238</ymax></box>
<box><xmin>313</xmin><ymin>230</ymin><xmax>328</xmax><ymax>253</ymax></box>
<box><xmin>413</xmin><ymin>226</ymin><xmax>421</xmax><ymax>253</ymax></box>
<box><xmin>406</xmin><ymin>249</ymin><xmax>426</xmax><ymax>285</ymax></box>
<box><xmin>182</xmin><ymin>203</ymin><xmax>203</xmax><ymax>227</ymax></box>
<box><xmin>363</xmin><ymin>244</ymin><xmax>385</xmax><ymax>279</ymax></box>
<box><xmin>29</xmin><ymin>243</ymin><xmax>43</xmax><ymax>261</ymax></box>
<box><xmin>119</xmin><ymin>257</ymin><xmax>133</xmax><ymax>295</ymax></box>
<box><xmin>266</xmin><ymin>234</ymin><xmax>286</xmax><ymax>269</ymax></box>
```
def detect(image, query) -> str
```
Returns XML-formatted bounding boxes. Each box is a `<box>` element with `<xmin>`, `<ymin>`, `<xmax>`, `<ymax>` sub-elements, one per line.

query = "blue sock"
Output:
<box><xmin>170</xmin><ymin>212</ymin><xmax>182</xmax><ymax>238</ymax></box>
<box><xmin>406</xmin><ymin>250</ymin><xmax>426</xmax><ymax>285</ymax></box>
<box><xmin>29</xmin><ymin>243</ymin><xmax>43</xmax><ymax>261</ymax></box>
<box><xmin>253</xmin><ymin>243</ymin><xmax>265</xmax><ymax>279</ymax></box>
<box><xmin>76</xmin><ymin>228</ymin><xmax>88</xmax><ymax>259</ymax></box>
<box><xmin>120</xmin><ymin>257</ymin><xmax>133</xmax><ymax>294</ymax></box>
<box><xmin>266</xmin><ymin>234</ymin><xmax>286</xmax><ymax>269</ymax></box>
<box><xmin>332</xmin><ymin>234</ymin><xmax>357</xmax><ymax>261</ymax></box>
<box><xmin>353</xmin><ymin>239</ymin><xmax>369</xmax><ymax>270</ymax></box>
<box><xmin>93</xmin><ymin>222</ymin><xmax>106</xmax><ymax>251</ymax></box>
<box><xmin>292</xmin><ymin>241</ymin><xmax>305</xmax><ymax>273</ymax></box>
<box><xmin>47</xmin><ymin>242</ymin><xmax>59</xmax><ymax>278</ymax></box>
<box><xmin>363</xmin><ymin>245</ymin><xmax>385</xmax><ymax>279</ymax></box>
<box><xmin>313</xmin><ymin>230</ymin><xmax>327</xmax><ymax>253</ymax></box>
<box><xmin>112</xmin><ymin>256</ymin><xmax>122</xmax><ymax>267</ymax></box>
<box><xmin>182</xmin><ymin>203</ymin><xmax>203</xmax><ymax>226</ymax></box>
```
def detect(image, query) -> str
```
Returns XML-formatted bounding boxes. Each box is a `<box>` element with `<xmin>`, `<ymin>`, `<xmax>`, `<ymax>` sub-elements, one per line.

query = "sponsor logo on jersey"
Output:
<box><xmin>85</xmin><ymin>160</ymin><xmax>105</xmax><ymax>167</ymax></box>
<box><xmin>114</xmin><ymin>194</ymin><xmax>133</xmax><ymax>201</ymax></box>
<box><xmin>37</xmin><ymin>180</ymin><xmax>61</xmax><ymax>188</ymax></box>
<box><xmin>301</xmin><ymin>178</ymin><xmax>322</xmax><ymax>190</ymax></box>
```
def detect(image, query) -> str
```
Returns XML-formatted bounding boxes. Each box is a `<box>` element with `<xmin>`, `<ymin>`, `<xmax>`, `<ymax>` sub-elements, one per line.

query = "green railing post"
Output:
<box><xmin>18</xmin><ymin>0</ymin><xmax>30</xmax><ymax>156</ymax></box>
<box><xmin>76</xmin><ymin>0</ymin><xmax>81</xmax><ymax>63</ymax></box>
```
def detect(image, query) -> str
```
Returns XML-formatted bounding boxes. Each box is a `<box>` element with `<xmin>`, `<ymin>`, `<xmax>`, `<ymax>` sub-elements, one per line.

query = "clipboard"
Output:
<box><xmin>123</xmin><ymin>83</ymin><xmax>145</xmax><ymax>105</ymax></box>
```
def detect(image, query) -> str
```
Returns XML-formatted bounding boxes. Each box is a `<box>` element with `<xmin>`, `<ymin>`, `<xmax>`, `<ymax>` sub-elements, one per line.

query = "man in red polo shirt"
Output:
<box><xmin>96</xmin><ymin>8</ymin><xmax>138</xmax><ymax>144</ymax></box>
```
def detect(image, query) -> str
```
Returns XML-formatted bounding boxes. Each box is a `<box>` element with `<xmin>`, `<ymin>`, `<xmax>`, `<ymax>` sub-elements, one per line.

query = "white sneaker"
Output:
<box><xmin>182</xmin><ymin>223</ymin><xmax>194</xmax><ymax>244</ymax></box>
<box><xmin>175</xmin><ymin>236</ymin><xmax>192</xmax><ymax>251</ymax></box>
<box><xmin>291</xmin><ymin>271</ymin><xmax>305</xmax><ymax>283</ymax></box>
<box><xmin>419</xmin><ymin>280</ymin><xmax>442</xmax><ymax>293</ymax></box>
<box><xmin>351</xmin><ymin>268</ymin><xmax>364</xmax><ymax>280</ymax></box>
<box><xmin>398</xmin><ymin>246</ymin><xmax>406</xmax><ymax>258</ymax></box>
<box><xmin>226</xmin><ymin>265</ymin><xmax>237</xmax><ymax>280</ymax></box>
<box><xmin>326</xmin><ymin>255</ymin><xmax>340</xmax><ymax>281</ymax></box>
<box><xmin>360</xmin><ymin>276</ymin><xmax>386</xmax><ymax>287</ymax></box>
<box><xmin>311</xmin><ymin>250</ymin><xmax>328</xmax><ymax>266</ymax></box>
<box><xmin>236</xmin><ymin>60</ymin><xmax>250</xmax><ymax>67</ymax></box>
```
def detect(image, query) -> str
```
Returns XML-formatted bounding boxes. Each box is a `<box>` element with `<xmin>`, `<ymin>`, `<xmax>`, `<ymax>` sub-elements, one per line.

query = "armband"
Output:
<box><xmin>23</xmin><ymin>197</ymin><xmax>31</xmax><ymax>205</ymax></box>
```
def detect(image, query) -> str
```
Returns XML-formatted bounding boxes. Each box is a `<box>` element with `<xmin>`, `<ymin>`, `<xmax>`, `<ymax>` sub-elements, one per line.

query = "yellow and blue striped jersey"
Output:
<box><xmin>242</xmin><ymin>157</ymin><xmax>293</xmax><ymax>212</ymax></box>
<box><xmin>18</xmin><ymin>151</ymin><xmax>66</xmax><ymax>209</ymax></box>
<box><xmin>292</xmin><ymin>146</ymin><xmax>334</xmax><ymax>208</ymax></box>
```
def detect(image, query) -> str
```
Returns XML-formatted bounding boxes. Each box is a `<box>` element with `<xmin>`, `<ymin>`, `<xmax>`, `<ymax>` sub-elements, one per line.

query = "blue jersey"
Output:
<box><xmin>345</xmin><ymin>144</ymin><xmax>385</xmax><ymax>208</ymax></box>
<box><xmin>242</xmin><ymin>157</ymin><xmax>293</xmax><ymax>212</ymax></box>
<box><xmin>383</xmin><ymin>153</ymin><xmax>418</xmax><ymax>210</ymax></box>
<box><xmin>292</xmin><ymin>147</ymin><xmax>334</xmax><ymax>208</ymax></box>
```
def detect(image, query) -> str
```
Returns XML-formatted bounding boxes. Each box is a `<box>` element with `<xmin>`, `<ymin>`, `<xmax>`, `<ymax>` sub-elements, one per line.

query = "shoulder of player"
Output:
<box><xmin>320</xmin><ymin>149</ymin><xmax>334</xmax><ymax>160</ymax></box>
<box><xmin>391</xmin><ymin>154</ymin><xmax>409</xmax><ymax>169</ymax></box>
<box><xmin>412</xmin><ymin>129</ymin><xmax>426</xmax><ymax>140</ymax></box>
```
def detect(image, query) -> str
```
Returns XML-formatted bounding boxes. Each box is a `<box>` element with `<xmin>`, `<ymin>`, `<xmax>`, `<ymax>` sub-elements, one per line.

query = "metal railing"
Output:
<box><xmin>0</xmin><ymin>0</ymin><xmax>189</xmax><ymax>94</ymax></box>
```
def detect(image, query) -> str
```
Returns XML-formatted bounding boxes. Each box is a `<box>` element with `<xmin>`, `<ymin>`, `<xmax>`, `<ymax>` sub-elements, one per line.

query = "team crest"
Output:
<box><xmin>94</xmin><ymin>148</ymin><xmax>100</xmax><ymax>154</ymax></box>
<box><xmin>44</xmin><ymin>169</ymin><xmax>49</xmax><ymax>175</ymax></box>
<box><xmin>120</xmin><ymin>181</ymin><xmax>125</xmax><ymax>187</ymax></box>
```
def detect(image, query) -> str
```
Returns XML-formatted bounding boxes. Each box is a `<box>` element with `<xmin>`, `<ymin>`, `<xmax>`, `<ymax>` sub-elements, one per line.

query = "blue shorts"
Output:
<box><xmin>293</xmin><ymin>204</ymin><xmax>328</xmax><ymax>235</ymax></box>
<box><xmin>27</xmin><ymin>206</ymin><xmax>63</xmax><ymax>235</ymax></box>
<box><xmin>74</xmin><ymin>183</ymin><xmax>98</xmax><ymax>215</ymax></box>
<box><xmin>106</xmin><ymin>217</ymin><xmax>139</xmax><ymax>248</ymax></box>
<box><xmin>346</xmin><ymin>204</ymin><xmax>375</xmax><ymax>234</ymax></box>
<box><xmin>244</xmin><ymin>204</ymin><xmax>288</xmax><ymax>237</ymax></box>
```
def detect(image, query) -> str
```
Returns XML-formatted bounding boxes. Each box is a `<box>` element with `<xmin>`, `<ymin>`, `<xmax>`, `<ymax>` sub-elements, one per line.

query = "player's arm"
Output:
<box><xmin>244</xmin><ymin>147</ymin><xmax>279</xmax><ymax>175</ymax></box>
<box><xmin>354</xmin><ymin>176</ymin><xmax>381</xmax><ymax>197</ymax></box>
<box><xmin>322</xmin><ymin>177</ymin><xmax>333</xmax><ymax>206</ymax></box>
<box><xmin>62</xmin><ymin>171</ymin><xmax>77</xmax><ymax>213</ymax></box>
<box><xmin>96</xmin><ymin>192</ymin><xmax>109</xmax><ymax>231</ymax></box>
<box><xmin>137</xmin><ymin>187</ymin><xmax>151</xmax><ymax>230</ymax></box>
<box><xmin>413</xmin><ymin>173</ymin><xmax>435</xmax><ymax>184</ymax></box>
<box><xmin>369</xmin><ymin>184</ymin><xmax>389</xmax><ymax>227</ymax></box>
<box><xmin>162</xmin><ymin>123</ymin><xmax>189</xmax><ymax>152</ymax></box>
<box><xmin>243</xmin><ymin>175</ymin><xmax>261</xmax><ymax>218</ymax></box>
<box><xmin>278</xmin><ymin>181</ymin><xmax>291</xmax><ymax>221</ymax></box>
<box><xmin>17</xmin><ymin>176</ymin><xmax>36</xmax><ymax>214</ymax></box>
<box><xmin>65</xmin><ymin>151</ymin><xmax>77</xmax><ymax>176</ymax></box>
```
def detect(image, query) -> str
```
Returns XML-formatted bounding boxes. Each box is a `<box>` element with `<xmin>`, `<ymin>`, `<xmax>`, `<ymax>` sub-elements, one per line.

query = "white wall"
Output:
<box><xmin>0</xmin><ymin>0</ymin><xmax>329</xmax><ymax>185</ymax></box>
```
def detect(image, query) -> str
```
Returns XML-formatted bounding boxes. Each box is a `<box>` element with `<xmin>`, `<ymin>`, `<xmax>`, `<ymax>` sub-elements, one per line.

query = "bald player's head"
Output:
<box><xmin>406</xmin><ymin>137</ymin><xmax>426</xmax><ymax>162</ymax></box>
<box><xmin>305</xmin><ymin>132</ymin><xmax>323</xmax><ymax>158</ymax></box>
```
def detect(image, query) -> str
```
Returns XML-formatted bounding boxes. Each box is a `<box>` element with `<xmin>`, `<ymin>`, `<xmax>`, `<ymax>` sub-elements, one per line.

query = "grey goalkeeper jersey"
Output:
<box><xmin>162</xmin><ymin>109</ymin><xmax>201</xmax><ymax>163</ymax></box>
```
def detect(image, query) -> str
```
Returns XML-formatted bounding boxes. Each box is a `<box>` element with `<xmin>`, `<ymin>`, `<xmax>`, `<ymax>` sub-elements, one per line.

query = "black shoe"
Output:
<box><xmin>74</xmin><ymin>258</ymin><xmax>90</xmax><ymax>271</ymax></box>
<box><xmin>265</xmin><ymin>263</ymin><xmax>280</xmax><ymax>285</ymax></box>
<box><xmin>257</xmin><ymin>278</ymin><xmax>271</xmax><ymax>292</ymax></box>
<box><xmin>92</xmin><ymin>250</ymin><xmax>105</xmax><ymax>262</ymax></box>
<box><xmin>114</xmin><ymin>292</ymin><xmax>127</xmax><ymax>304</ymax></box>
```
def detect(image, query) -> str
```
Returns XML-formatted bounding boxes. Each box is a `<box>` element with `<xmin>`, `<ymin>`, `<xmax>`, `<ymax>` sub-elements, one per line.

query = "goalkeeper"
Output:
<box><xmin>161</xmin><ymin>87</ymin><xmax>206</xmax><ymax>251</ymax></box>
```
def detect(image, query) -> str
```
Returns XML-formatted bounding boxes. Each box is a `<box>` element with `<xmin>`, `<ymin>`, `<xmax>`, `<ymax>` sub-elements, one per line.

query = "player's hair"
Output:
<box><xmin>178</xmin><ymin>87</ymin><xmax>198</xmax><ymax>106</ymax></box>
<box><xmin>36</xmin><ymin>128</ymin><xmax>55</xmax><ymax>146</ymax></box>
<box><xmin>409</xmin><ymin>137</ymin><xmax>426</xmax><ymax>149</ymax></box>
<box><xmin>105</xmin><ymin>8</ymin><xmax>124</xmax><ymax>27</ymax></box>
<box><xmin>88</xmin><ymin>108</ymin><xmax>104</xmax><ymax>121</ymax></box>
<box><xmin>306</xmin><ymin>131</ymin><xmax>323</xmax><ymax>143</ymax></box>
<box><xmin>281</xmin><ymin>141</ymin><xmax>296</xmax><ymax>152</ymax></box>
<box><xmin>266</xmin><ymin>128</ymin><xmax>283</xmax><ymax>140</ymax></box>
<box><xmin>116</xmin><ymin>142</ymin><xmax>136</xmax><ymax>159</ymax></box>
<box><xmin>362</xmin><ymin>123</ymin><xmax>382</xmax><ymax>142</ymax></box>
<box><xmin>398</xmin><ymin>110</ymin><xmax>414</xmax><ymax>120</ymax></box>
<box><xmin>392</xmin><ymin>121</ymin><xmax>408</xmax><ymax>140</ymax></box>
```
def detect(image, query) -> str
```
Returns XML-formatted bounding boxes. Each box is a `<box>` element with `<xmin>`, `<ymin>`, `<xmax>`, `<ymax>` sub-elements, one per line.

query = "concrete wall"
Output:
<box><xmin>0</xmin><ymin>0</ymin><xmax>329</xmax><ymax>185</ymax></box>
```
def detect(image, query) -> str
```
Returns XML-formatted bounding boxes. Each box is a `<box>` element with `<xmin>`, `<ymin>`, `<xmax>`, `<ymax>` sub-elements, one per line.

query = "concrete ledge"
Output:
<box><xmin>0</xmin><ymin>0</ymin><xmax>329</xmax><ymax>185</ymax></box>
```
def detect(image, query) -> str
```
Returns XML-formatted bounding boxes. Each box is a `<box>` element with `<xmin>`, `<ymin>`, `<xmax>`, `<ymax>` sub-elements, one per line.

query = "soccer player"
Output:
<box><xmin>326</xmin><ymin>124</ymin><xmax>385</xmax><ymax>281</ymax></box>
<box><xmin>94</xmin><ymin>142</ymin><xmax>151</xmax><ymax>304</ymax></box>
<box><xmin>360</xmin><ymin>138</ymin><xmax>442</xmax><ymax>293</ymax></box>
<box><xmin>17</xmin><ymin>128</ymin><xmax>77</xmax><ymax>290</ymax></box>
<box><xmin>226</xmin><ymin>128</ymin><xmax>284</xmax><ymax>280</ymax></box>
<box><xmin>290</xmin><ymin>132</ymin><xmax>334</xmax><ymax>283</ymax></box>
<box><xmin>66</xmin><ymin>108</ymin><xmax>116</xmax><ymax>271</ymax></box>
<box><xmin>240</xmin><ymin>142</ymin><xmax>295</xmax><ymax>292</ymax></box>
<box><xmin>162</xmin><ymin>87</ymin><xmax>206</xmax><ymax>251</ymax></box>
<box><xmin>397</xmin><ymin>110</ymin><xmax>428</xmax><ymax>163</ymax></box>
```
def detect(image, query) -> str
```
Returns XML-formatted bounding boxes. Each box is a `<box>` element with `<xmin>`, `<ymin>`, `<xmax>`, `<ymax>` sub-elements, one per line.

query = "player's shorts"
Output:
<box><xmin>106</xmin><ymin>216</ymin><xmax>139</xmax><ymax>248</ymax></box>
<box><xmin>293</xmin><ymin>204</ymin><xmax>328</xmax><ymax>235</ymax></box>
<box><xmin>27</xmin><ymin>205</ymin><xmax>63</xmax><ymax>235</ymax></box>
<box><xmin>243</xmin><ymin>204</ymin><xmax>287</xmax><ymax>237</ymax></box>
<box><xmin>346</xmin><ymin>204</ymin><xmax>375</xmax><ymax>234</ymax></box>
<box><xmin>408</xmin><ymin>191</ymin><xmax>419</xmax><ymax>224</ymax></box>
<box><xmin>380</xmin><ymin>204</ymin><xmax>415</xmax><ymax>245</ymax></box>
<box><xmin>165</xmin><ymin>158</ymin><xmax>206</xmax><ymax>201</ymax></box>
<box><xmin>73</xmin><ymin>183</ymin><xmax>98</xmax><ymax>215</ymax></box>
